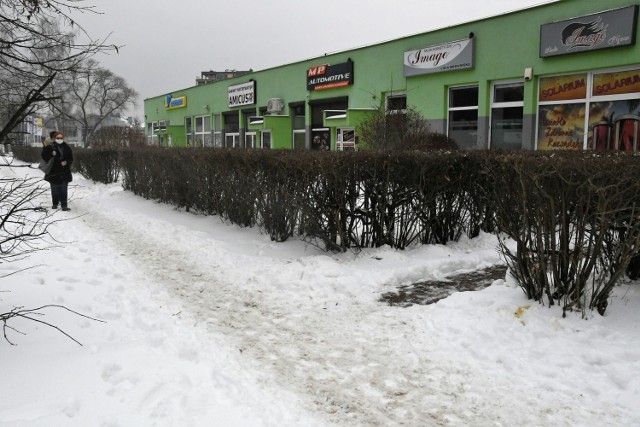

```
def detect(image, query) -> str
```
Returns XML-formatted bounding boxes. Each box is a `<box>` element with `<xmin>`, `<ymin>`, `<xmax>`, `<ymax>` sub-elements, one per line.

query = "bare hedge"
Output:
<box><xmin>11</xmin><ymin>145</ymin><xmax>640</xmax><ymax>315</ymax></box>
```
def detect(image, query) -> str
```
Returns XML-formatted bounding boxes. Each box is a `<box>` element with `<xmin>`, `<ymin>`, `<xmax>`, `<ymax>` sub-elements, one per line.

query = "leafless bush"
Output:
<box><xmin>357</xmin><ymin>105</ymin><xmax>458</xmax><ymax>151</ymax></box>
<box><xmin>485</xmin><ymin>152</ymin><xmax>640</xmax><ymax>316</ymax></box>
<box><xmin>89</xmin><ymin>126</ymin><xmax>146</xmax><ymax>149</ymax></box>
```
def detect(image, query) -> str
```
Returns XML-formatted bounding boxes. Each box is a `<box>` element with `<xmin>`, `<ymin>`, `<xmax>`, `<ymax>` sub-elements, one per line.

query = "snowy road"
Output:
<box><xmin>3</xmin><ymin>164</ymin><xmax>640</xmax><ymax>426</ymax></box>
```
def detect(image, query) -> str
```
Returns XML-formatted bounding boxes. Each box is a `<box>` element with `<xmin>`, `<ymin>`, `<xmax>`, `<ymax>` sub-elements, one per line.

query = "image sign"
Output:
<box><xmin>403</xmin><ymin>38</ymin><xmax>474</xmax><ymax>77</ymax></box>
<box><xmin>540</xmin><ymin>5</ymin><xmax>638</xmax><ymax>57</ymax></box>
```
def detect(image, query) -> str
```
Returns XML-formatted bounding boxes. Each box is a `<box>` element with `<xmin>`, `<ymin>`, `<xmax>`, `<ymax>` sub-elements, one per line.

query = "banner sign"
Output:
<box><xmin>592</xmin><ymin>69</ymin><xmax>640</xmax><ymax>97</ymax></box>
<box><xmin>228</xmin><ymin>81</ymin><xmax>256</xmax><ymax>108</ymax></box>
<box><xmin>540</xmin><ymin>5</ymin><xmax>638</xmax><ymax>57</ymax></box>
<box><xmin>164</xmin><ymin>95</ymin><xmax>187</xmax><ymax>110</ymax></box>
<box><xmin>403</xmin><ymin>38</ymin><xmax>474</xmax><ymax>77</ymax></box>
<box><xmin>307</xmin><ymin>61</ymin><xmax>354</xmax><ymax>91</ymax></box>
<box><xmin>539</xmin><ymin>73</ymin><xmax>588</xmax><ymax>102</ymax></box>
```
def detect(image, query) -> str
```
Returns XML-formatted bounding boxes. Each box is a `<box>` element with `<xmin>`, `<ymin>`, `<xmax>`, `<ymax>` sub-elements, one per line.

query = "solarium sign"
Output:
<box><xmin>403</xmin><ymin>38</ymin><xmax>474</xmax><ymax>77</ymax></box>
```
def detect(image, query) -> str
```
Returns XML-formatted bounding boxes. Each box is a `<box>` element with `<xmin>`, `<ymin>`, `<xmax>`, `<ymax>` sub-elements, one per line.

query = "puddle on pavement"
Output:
<box><xmin>380</xmin><ymin>265</ymin><xmax>508</xmax><ymax>307</ymax></box>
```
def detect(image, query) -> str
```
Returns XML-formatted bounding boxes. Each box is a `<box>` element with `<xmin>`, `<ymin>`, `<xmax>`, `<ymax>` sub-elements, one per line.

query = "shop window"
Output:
<box><xmin>147</xmin><ymin>122</ymin><xmax>158</xmax><ymax>145</ymax></box>
<box><xmin>223</xmin><ymin>113</ymin><xmax>240</xmax><ymax>148</ymax></box>
<box><xmin>194</xmin><ymin>115</ymin><xmax>211</xmax><ymax>147</ymax></box>
<box><xmin>261</xmin><ymin>130</ymin><xmax>272</xmax><ymax>149</ymax></box>
<box><xmin>214</xmin><ymin>114</ymin><xmax>223</xmax><ymax>148</ymax></box>
<box><xmin>337</xmin><ymin>128</ymin><xmax>356</xmax><ymax>151</ymax></box>
<box><xmin>448</xmin><ymin>86</ymin><xmax>479</xmax><ymax>149</ymax></box>
<box><xmin>588</xmin><ymin>69</ymin><xmax>640</xmax><ymax>151</ymax></box>
<box><xmin>490</xmin><ymin>82</ymin><xmax>524</xmax><ymax>150</ymax></box>
<box><xmin>386</xmin><ymin>93</ymin><xmax>407</xmax><ymax>114</ymax></box>
<box><xmin>537</xmin><ymin>69</ymin><xmax>640</xmax><ymax>151</ymax></box>
<box><xmin>537</xmin><ymin>74</ymin><xmax>587</xmax><ymax>150</ymax></box>
<box><xmin>291</xmin><ymin>103</ymin><xmax>305</xmax><ymax>130</ymax></box>
<box><xmin>225</xmin><ymin>133</ymin><xmax>240</xmax><ymax>148</ymax></box>
<box><xmin>245</xmin><ymin>132</ymin><xmax>256</xmax><ymax>149</ymax></box>
<box><xmin>292</xmin><ymin>130</ymin><xmax>305</xmax><ymax>149</ymax></box>
<box><xmin>185</xmin><ymin>117</ymin><xmax>193</xmax><ymax>148</ymax></box>
<box><xmin>311</xmin><ymin>128</ymin><xmax>330</xmax><ymax>151</ymax></box>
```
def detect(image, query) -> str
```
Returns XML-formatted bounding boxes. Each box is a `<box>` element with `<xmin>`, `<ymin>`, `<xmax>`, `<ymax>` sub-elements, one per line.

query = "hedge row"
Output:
<box><xmin>11</xmin><ymin>145</ymin><xmax>640</xmax><ymax>315</ymax></box>
<box><xmin>115</xmin><ymin>148</ymin><xmax>494</xmax><ymax>251</ymax></box>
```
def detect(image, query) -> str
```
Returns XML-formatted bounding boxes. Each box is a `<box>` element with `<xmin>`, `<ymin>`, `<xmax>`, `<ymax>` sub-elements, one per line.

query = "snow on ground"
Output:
<box><xmin>0</xmin><ymin>158</ymin><xmax>639</xmax><ymax>426</ymax></box>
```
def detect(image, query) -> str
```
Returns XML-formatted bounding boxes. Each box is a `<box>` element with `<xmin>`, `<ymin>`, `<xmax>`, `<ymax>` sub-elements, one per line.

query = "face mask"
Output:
<box><xmin>55</xmin><ymin>138</ymin><xmax>63</xmax><ymax>143</ymax></box>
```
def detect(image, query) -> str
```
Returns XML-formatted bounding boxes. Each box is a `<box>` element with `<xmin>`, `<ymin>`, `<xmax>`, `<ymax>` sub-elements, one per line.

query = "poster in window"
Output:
<box><xmin>592</xmin><ymin>69</ymin><xmax>640</xmax><ymax>97</ymax></box>
<box><xmin>311</xmin><ymin>130</ymin><xmax>330</xmax><ymax>151</ymax></box>
<box><xmin>539</xmin><ymin>74</ymin><xmax>587</xmax><ymax>102</ymax></box>
<box><xmin>589</xmin><ymin>99</ymin><xmax>640</xmax><ymax>150</ymax></box>
<box><xmin>537</xmin><ymin>103</ymin><xmax>585</xmax><ymax>150</ymax></box>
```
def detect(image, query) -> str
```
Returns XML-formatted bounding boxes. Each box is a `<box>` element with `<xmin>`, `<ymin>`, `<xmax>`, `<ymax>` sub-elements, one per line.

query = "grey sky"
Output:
<box><xmin>71</xmin><ymin>0</ymin><xmax>555</xmax><ymax>120</ymax></box>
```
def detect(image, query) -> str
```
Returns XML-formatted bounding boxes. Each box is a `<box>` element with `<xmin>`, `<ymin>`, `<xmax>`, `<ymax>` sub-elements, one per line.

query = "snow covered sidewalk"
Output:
<box><xmin>1</xmin><ymin>161</ymin><xmax>639</xmax><ymax>426</ymax></box>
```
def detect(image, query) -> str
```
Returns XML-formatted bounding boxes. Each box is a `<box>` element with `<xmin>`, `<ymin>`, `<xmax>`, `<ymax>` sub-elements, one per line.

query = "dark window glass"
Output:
<box><xmin>387</xmin><ymin>95</ymin><xmax>407</xmax><ymax>111</ymax></box>
<box><xmin>494</xmin><ymin>84</ymin><xmax>524</xmax><ymax>103</ymax></box>
<box><xmin>448</xmin><ymin>109</ymin><xmax>478</xmax><ymax>149</ymax></box>
<box><xmin>450</xmin><ymin>87</ymin><xmax>478</xmax><ymax>108</ymax></box>
<box><xmin>491</xmin><ymin>107</ymin><xmax>523</xmax><ymax>150</ymax></box>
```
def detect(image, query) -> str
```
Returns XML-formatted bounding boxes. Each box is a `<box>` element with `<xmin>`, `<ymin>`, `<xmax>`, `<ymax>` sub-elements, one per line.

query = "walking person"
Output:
<box><xmin>41</xmin><ymin>131</ymin><xmax>73</xmax><ymax>211</ymax></box>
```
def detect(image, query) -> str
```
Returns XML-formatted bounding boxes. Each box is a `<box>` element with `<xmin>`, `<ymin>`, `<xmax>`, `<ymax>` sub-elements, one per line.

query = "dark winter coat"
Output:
<box><xmin>42</xmin><ymin>142</ymin><xmax>73</xmax><ymax>184</ymax></box>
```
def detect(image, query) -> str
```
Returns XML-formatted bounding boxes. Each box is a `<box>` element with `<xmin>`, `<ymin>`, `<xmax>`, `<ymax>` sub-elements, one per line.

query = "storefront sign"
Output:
<box><xmin>592</xmin><ymin>69</ymin><xmax>640</xmax><ymax>97</ymax></box>
<box><xmin>307</xmin><ymin>61</ymin><xmax>354</xmax><ymax>91</ymax></box>
<box><xmin>540</xmin><ymin>5</ymin><xmax>638</xmax><ymax>57</ymax></box>
<box><xmin>165</xmin><ymin>95</ymin><xmax>187</xmax><ymax>110</ymax></box>
<box><xmin>403</xmin><ymin>38</ymin><xmax>474</xmax><ymax>77</ymax></box>
<box><xmin>228</xmin><ymin>81</ymin><xmax>256</xmax><ymax>108</ymax></box>
<box><xmin>539</xmin><ymin>74</ymin><xmax>588</xmax><ymax>102</ymax></box>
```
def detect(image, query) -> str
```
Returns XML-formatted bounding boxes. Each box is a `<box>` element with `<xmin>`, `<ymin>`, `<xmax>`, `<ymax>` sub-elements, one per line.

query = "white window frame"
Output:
<box><xmin>292</xmin><ymin>129</ymin><xmax>305</xmax><ymax>149</ymax></box>
<box><xmin>245</xmin><ymin>131</ymin><xmax>257</xmax><ymax>149</ymax></box>
<box><xmin>194</xmin><ymin>115</ymin><xmax>211</xmax><ymax>148</ymax></box>
<box><xmin>386</xmin><ymin>92</ymin><xmax>407</xmax><ymax>114</ymax></box>
<box><xmin>261</xmin><ymin>130</ymin><xmax>272</xmax><ymax>149</ymax></box>
<box><xmin>489</xmin><ymin>80</ymin><xmax>525</xmax><ymax>150</ymax></box>
<box><xmin>447</xmin><ymin>85</ymin><xmax>479</xmax><ymax>149</ymax></box>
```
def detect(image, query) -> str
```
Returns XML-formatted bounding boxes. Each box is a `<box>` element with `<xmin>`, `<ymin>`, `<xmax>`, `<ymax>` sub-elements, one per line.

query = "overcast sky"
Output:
<box><xmin>70</xmin><ymin>0</ymin><xmax>555</xmax><ymax>120</ymax></box>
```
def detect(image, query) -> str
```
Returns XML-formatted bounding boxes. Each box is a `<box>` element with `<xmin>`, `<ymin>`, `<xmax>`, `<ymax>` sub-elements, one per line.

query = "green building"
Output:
<box><xmin>144</xmin><ymin>0</ymin><xmax>640</xmax><ymax>152</ymax></box>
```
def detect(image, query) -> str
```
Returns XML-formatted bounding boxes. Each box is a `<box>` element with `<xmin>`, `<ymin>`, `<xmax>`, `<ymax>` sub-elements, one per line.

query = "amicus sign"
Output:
<box><xmin>540</xmin><ymin>5</ymin><xmax>638</xmax><ymax>58</ymax></box>
<box><xmin>228</xmin><ymin>81</ymin><xmax>256</xmax><ymax>108</ymax></box>
<box><xmin>403</xmin><ymin>38</ymin><xmax>474</xmax><ymax>77</ymax></box>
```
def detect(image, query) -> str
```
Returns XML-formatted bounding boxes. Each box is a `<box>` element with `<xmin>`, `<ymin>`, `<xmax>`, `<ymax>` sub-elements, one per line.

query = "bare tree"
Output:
<box><xmin>50</xmin><ymin>59</ymin><xmax>138</xmax><ymax>146</ymax></box>
<box><xmin>0</xmin><ymin>0</ymin><xmax>119</xmax><ymax>145</ymax></box>
<box><xmin>357</xmin><ymin>103</ymin><xmax>458</xmax><ymax>151</ymax></box>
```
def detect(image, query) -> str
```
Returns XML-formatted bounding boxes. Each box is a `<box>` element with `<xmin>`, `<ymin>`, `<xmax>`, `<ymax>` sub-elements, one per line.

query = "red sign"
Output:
<box><xmin>307</xmin><ymin>65</ymin><xmax>328</xmax><ymax>77</ymax></box>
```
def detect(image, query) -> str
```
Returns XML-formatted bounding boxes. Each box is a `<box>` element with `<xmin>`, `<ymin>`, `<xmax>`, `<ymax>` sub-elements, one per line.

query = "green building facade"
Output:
<box><xmin>144</xmin><ymin>0</ymin><xmax>640</xmax><ymax>152</ymax></box>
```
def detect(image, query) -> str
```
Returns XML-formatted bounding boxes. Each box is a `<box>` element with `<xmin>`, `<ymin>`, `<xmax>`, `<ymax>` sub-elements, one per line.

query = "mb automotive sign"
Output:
<box><xmin>228</xmin><ymin>81</ymin><xmax>256</xmax><ymax>108</ymax></box>
<box><xmin>307</xmin><ymin>61</ymin><xmax>354</xmax><ymax>91</ymax></box>
<box><xmin>540</xmin><ymin>5</ymin><xmax>638</xmax><ymax>58</ymax></box>
<box><xmin>404</xmin><ymin>38</ymin><xmax>474</xmax><ymax>77</ymax></box>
